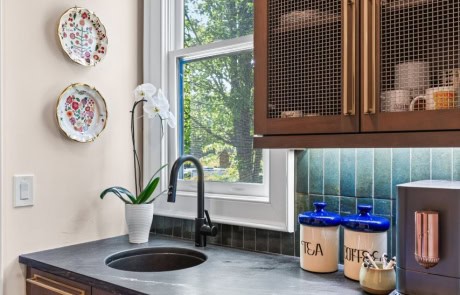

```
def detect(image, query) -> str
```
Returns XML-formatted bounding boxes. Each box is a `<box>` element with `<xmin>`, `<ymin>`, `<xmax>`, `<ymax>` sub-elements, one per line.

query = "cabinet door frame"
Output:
<box><xmin>254</xmin><ymin>0</ymin><xmax>360</xmax><ymax>136</ymax></box>
<box><xmin>360</xmin><ymin>0</ymin><xmax>460</xmax><ymax>133</ymax></box>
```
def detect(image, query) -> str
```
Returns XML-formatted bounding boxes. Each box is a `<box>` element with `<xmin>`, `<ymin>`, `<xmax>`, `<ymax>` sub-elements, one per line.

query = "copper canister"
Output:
<box><xmin>415</xmin><ymin>211</ymin><xmax>440</xmax><ymax>269</ymax></box>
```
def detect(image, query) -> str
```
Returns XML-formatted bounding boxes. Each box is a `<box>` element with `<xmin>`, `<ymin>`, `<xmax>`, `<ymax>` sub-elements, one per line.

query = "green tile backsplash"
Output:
<box><xmin>152</xmin><ymin>148</ymin><xmax>460</xmax><ymax>264</ymax></box>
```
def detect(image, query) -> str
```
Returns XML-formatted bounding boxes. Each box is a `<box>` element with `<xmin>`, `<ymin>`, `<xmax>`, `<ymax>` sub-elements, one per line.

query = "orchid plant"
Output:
<box><xmin>100</xmin><ymin>84</ymin><xmax>176</xmax><ymax>204</ymax></box>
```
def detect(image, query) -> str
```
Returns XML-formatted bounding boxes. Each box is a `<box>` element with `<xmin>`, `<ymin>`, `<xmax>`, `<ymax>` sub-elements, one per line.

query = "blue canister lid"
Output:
<box><xmin>341</xmin><ymin>205</ymin><xmax>390</xmax><ymax>233</ymax></box>
<box><xmin>298</xmin><ymin>202</ymin><xmax>342</xmax><ymax>227</ymax></box>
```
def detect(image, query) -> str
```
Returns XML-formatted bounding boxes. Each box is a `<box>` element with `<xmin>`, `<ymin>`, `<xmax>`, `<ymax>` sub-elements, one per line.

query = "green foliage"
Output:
<box><xmin>182</xmin><ymin>0</ymin><xmax>262</xmax><ymax>184</ymax></box>
<box><xmin>100</xmin><ymin>164</ymin><xmax>168</xmax><ymax>205</ymax></box>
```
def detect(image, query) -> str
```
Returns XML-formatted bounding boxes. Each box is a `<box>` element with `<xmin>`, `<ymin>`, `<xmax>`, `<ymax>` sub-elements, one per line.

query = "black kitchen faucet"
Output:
<box><xmin>167</xmin><ymin>155</ymin><xmax>218</xmax><ymax>247</ymax></box>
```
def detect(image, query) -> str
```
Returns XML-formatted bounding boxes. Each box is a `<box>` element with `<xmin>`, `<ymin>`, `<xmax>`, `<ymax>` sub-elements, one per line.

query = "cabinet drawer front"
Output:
<box><xmin>27</xmin><ymin>275</ymin><xmax>85</xmax><ymax>295</ymax></box>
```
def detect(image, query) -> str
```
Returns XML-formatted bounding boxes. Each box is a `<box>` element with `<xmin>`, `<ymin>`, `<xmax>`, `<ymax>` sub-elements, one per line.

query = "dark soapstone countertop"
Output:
<box><xmin>19</xmin><ymin>235</ymin><xmax>364</xmax><ymax>295</ymax></box>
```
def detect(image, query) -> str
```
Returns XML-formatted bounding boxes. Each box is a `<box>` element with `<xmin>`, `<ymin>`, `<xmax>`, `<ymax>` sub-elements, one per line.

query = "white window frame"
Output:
<box><xmin>143</xmin><ymin>0</ymin><xmax>294</xmax><ymax>232</ymax></box>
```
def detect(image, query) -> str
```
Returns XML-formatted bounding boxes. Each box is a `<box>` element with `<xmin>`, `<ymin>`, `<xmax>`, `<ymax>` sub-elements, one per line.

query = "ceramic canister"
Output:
<box><xmin>298</xmin><ymin>202</ymin><xmax>341</xmax><ymax>273</ymax></box>
<box><xmin>342</xmin><ymin>205</ymin><xmax>390</xmax><ymax>281</ymax></box>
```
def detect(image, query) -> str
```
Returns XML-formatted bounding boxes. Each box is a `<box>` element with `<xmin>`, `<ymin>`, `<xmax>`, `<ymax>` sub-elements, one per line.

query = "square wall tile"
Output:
<box><xmin>243</xmin><ymin>228</ymin><xmax>256</xmax><ymax>251</ymax></box>
<box><xmin>256</xmin><ymin>229</ymin><xmax>268</xmax><ymax>252</ymax></box>
<box><xmin>374</xmin><ymin>149</ymin><xmax>391</xmax><ymax>199</ymax></box>
<box><xmin>309</xmin><ymin>149</ymin><xmax>324</xmax><ymax>195</ymax></box>
<box><xmin>392</xmin><ymin>149</ymin><xmax>411</xmax><ymax>199</ymax></box>
<box><xmin>295</xmin><ymin>193</ymin><xmax>309</xmax><ymax>216</ymax></box>
<box><xmin>173</xmin><ymin>218</ymin><xmax>182</xmax><ymax>238</ymax></box>
<box><xmin>182</xmin><ymin>219</ymin><xmax>194</xmax><ymax>240</ymax></box>
<box><xmin>268</xmin><ymin>231</ymin><xmax>281</xmax><ymax>254</ymax></box>
<box><xmin>281</xmin><ymin>232</ymin><xmax>295</xmax><ymax>256</ymax></box>
<box><xmin>151</xmin><ymin>215</ymin><xmax>158</xmax><ymax>233</ymax></box>
<box><xmin>222</xmin><ymin>224</ymin><xmax>232</xmax><ymax>246</ymax></box>
<box><xmin>431</xmin><ymin>148</ymin><xmax>452</xmax><ymax>181</ymax></box>
<box><xmin>162</xmin><ymin>217</ymin><xmax>174</xmax><ymax>236</ymax></box>
<box><xmin>296</xmin><ymin>150</ymin><xmax>309</xmax><ymax>194</ymax></box>
<box><xmin>340</xmin><ymin>149</ymin><xmax>356</xmax><ymax>197</ymax></box>
<box><xmin>356</xmin><ymin>149</ymin><xmax>374</xmax><ymax>198</ymax></box>
<box><xmin>155</xmin><ymin>216</ymin><xmax>164</xmax><ymax>235</ymax></box>
<box><xmin>324</xmin><ymin>149</ymin><xmax>340</xmax><ymax>195</ymax></box>
<box><xmin>411</xmin><ymin>148</ymin><xmax>431</xmax><ymax>182</ymax></box>
<box><xmin>324</xmin><ymin>195</ymin><xmax>340</xmax><ymax>213</ymax></box>
<box><xmin>232</xmin><ymin>226</ymin><xmax>244</xmax><ymax>248</ymax></box>
<box><xmin>340</xmin><ymin>196</ymin><xmax>356</xmax><ymax>215</ymax></box>
<box><xmin>374</xmin><ymin>199</ymin><xmax>391</xmax><ymax>216</ymax></box>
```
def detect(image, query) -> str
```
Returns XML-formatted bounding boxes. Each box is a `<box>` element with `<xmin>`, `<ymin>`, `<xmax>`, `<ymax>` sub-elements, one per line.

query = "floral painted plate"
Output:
<box><xmin>56</xmin><ymin>83</ymin><xmax>108</xmax><ymax>143</ymax></box>
<box><xmin>58</xmin><ymin>7</ymin><xmax>108</xmax><ymax>66</ymax></box>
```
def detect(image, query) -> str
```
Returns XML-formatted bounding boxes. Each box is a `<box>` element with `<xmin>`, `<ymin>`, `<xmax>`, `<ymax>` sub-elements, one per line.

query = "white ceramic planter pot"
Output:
<box><xmin>125</xmin><ymin>203</ymin><xmax>154</xmax><ymax>244</ymax></box>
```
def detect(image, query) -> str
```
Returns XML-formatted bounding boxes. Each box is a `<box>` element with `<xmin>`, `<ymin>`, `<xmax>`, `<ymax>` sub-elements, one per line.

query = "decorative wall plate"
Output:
<box><xmin>58</xmin><ymin>7</ymin><xmax>108</xmax><ymax>66</ymax></box>
<box><xmin>56</xmin><ymin>83</ymin><xmax>108</xmax><ymax>143</ymax></box>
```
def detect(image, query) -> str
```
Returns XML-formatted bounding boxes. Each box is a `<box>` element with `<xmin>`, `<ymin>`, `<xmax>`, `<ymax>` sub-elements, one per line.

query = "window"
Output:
<box><xmin>143</xmin><ymin>0</ymin><xmax>294</xmax><ymax>231</ymax></box>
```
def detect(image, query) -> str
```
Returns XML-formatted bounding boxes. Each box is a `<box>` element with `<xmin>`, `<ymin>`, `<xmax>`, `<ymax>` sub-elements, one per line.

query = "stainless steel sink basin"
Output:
<box><xmin>105</xmin><ymin>247</ymin><xmax>207</xmax><ymax>272</ymax></box>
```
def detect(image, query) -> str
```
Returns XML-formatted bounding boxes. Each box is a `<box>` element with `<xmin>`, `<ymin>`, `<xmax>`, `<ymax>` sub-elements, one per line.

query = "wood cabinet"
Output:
<box><xmin>254</xmin><ymin>0</ymin><xmax>460</xmax><ymax>147</ymax></box>
<box><xmin>27</xmin><ymin>269</ymin><xmax>91</xmax><ymax>295</ymax></box>
<box><xmin>26</xmin><ymin>268</ymin><xmax>118</xmax><ymax>295</ymax></box>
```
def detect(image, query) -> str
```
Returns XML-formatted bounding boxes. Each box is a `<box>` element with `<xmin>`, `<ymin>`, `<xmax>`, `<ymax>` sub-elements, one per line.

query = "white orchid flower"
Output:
<box><xmin>143</xmin><ymin>89</ymin><xmax>177</xmax><ymax>129</ymax></box>
<box><xmin>166</xmin><ymin>112</ymin><xmax>177</xmax><ymax>128</ymax></box>
<box><xmin>134</xmin><ymin>83</ymin><xmax>157</xmax><ymax>101</ymax></box>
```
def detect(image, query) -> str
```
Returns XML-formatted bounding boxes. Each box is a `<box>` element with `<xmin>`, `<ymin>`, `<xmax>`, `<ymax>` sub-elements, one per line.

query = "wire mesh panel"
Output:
<box><xmin>380</xmin><ymin>0</ymin><xmax>460</xmax><ymax>112</ymax></box>
<box><xmin>267</xmin><ymin>0</ymin><xmax>343</xmax><ymax>118</ymax></box>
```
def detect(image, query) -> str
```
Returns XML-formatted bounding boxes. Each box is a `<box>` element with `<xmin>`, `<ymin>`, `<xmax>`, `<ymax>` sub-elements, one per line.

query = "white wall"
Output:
<box><xmin>1</xmin><ymin>0</ymin><xmax>142</xmax><ymax>294</ymax></box>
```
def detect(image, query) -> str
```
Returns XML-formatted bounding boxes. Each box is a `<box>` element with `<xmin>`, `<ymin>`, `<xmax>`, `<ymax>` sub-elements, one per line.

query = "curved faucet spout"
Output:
<box><xmin>167</xmin><ymin>155</ymin><xmax>217</xmax><ymax>247</ymax></box>
<box><xmin>168</xmin><ymin>155</ymin><xmax>205</xmax><ymax>219</ymax></box>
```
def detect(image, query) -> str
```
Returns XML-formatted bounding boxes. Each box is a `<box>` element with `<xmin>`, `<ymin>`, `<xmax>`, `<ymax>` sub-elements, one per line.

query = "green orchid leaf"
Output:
<box><xmin>100</xmin><ymin>186</ymin><xmax>136</xmax><ymax>204</ymax></box>
<box><xmin>135</xmin><ymin>164</ymin><xmax>168</xmax><ymax>204</ymax></box>
<box><xmin>136</xmin><ymin>177</ymin><xmax>160</xmax><ymax>204</ymax></box>
<box><xmin>145</xmin><ymin>164</ymin><xmax>168</xmax><ymax>189</ymax></box>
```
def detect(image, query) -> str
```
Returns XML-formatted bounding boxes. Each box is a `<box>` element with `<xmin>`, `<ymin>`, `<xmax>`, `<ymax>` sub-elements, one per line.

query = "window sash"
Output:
<box><xmin>169</xmin><ymin>35</ymin><xmax>269</xmax><ymax>199</ymax></box>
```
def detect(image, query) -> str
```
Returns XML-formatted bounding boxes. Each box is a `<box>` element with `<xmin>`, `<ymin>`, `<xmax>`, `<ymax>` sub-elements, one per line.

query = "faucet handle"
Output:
<box><xmin>204</xmin><ymin>210</ymin><xmax>213</xmax><ymax>226</ymax></box>
<box><xmin>203</xmin><ymin>210</ymin><xmax>218</xmax><ymax>237</ymax></box>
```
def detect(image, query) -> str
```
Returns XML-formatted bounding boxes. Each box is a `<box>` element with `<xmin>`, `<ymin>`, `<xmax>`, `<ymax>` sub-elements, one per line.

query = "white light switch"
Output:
<box><xmin>14</xmin><ymin>175</ymin><xmax>34</xmax><ymax>207</ymax></box>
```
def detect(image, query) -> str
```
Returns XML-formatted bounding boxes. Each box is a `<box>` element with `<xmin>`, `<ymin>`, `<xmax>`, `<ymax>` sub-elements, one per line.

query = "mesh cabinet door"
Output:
<box><xmin>254</xmin><ymin>0</ymin><xmax>359</xmax><ymax>135</ymax></box>
<box><xmin>361</xmin><ymin>0</ymin><xmax>460</xmax><ymax>132</ymax></box>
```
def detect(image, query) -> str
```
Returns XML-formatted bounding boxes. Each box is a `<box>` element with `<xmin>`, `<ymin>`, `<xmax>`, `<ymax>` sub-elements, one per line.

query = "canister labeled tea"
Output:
<box><xmin>342</xmin><ymin>205</ymin><xmax>390</xmax><ymax>281</ymax></box>
<box><xmin>298</xmin><ymin>202</ymin><xmax>341</xmax><ymax>273</ymax></box>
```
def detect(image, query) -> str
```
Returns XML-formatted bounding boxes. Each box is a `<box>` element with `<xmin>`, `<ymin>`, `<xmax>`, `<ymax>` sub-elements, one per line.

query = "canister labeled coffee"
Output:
<box><xmin>342</xmin><ymin>205</ymin><xmax>390</xmax><ymax>281</ymax></box>
<box><xmin>298</xmin><ymin>202</ymin><xmax>341</xmax><ymax>273</ymax></box>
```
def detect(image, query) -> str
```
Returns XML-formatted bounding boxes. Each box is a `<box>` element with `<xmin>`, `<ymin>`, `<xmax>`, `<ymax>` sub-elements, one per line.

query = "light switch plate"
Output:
<box><xmin>14</xmin><ymin>175</ymin><xmax>34</xmax><ymax>207</ymax></box>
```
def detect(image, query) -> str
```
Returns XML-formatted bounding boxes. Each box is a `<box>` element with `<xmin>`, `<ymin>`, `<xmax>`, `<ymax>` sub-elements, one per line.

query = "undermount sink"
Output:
<box><xmin>105</xmin><ymin>247</ymin><xmax>207</xmax><ymax>272</ymax></box>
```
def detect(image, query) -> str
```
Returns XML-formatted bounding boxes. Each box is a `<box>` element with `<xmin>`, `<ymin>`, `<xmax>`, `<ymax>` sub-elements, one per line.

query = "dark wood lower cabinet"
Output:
<box><xmin>27</xmin><ymin>268</ymin><xmax>118</xmax><ymax>295</ymax></box>
<box><xmin>27</xmin><ymin>268</ymin><xmax>91</xmax><ymax>295</ymax></box>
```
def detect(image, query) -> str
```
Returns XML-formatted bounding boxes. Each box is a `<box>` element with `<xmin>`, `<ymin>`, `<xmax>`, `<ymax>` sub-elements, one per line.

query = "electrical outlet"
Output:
<box><xmin>14</xmin><ymin>175</ymin><xmax>34</xmax><ymax>207</ymax></box>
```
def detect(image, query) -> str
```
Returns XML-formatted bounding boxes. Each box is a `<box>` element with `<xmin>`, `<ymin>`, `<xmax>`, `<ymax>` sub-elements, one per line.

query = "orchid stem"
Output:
<box><xmin>131</xmin><ymin>99</ymin><xmax>146</xmax><ymax>197</ymax></box>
